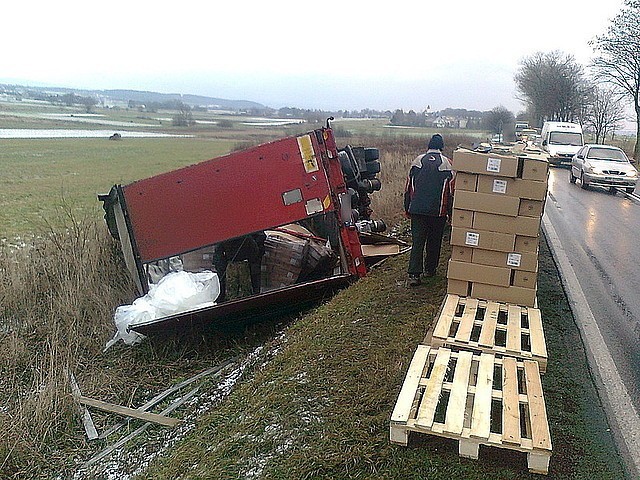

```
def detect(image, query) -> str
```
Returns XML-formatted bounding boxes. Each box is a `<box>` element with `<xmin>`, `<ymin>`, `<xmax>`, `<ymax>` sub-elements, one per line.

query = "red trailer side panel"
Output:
<box><xmin>122</xmin><ymin>132</ymin><xmax>334</xmax><ymax>262</ymax></box>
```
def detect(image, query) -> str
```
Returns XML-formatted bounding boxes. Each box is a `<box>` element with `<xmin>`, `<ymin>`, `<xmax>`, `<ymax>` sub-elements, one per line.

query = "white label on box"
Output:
<box><xmin>492</xmin><ymin>179</ymin><xmax>508</xmax><ymax>194</ymax></box>
<box><xmin>507</xmin><ymin>253</ymin><xmax>522</xmax><ymax>267</ymax></box>
<box><xmin>465</xmin><ymin>232</ymin><xmax>480</xmax><ymax>246</ymax></box>
<box><xmin>486</xmin><ymin>157</ymin><xmax>501</xmax><ymax>173</ymax></box>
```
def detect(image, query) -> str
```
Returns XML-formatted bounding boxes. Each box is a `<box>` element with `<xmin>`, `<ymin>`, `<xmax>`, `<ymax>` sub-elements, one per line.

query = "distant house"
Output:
<box><xmin>433</xmin><ymin>116</ymin><xmax>450</xmax><ymax>129</ymax></box>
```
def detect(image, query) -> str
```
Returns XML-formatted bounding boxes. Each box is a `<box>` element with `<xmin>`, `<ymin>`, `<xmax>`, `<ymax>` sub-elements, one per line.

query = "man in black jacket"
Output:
<box><xmin>403</xmin><ymin>134</ymin><xmax>455</xmax><ymax>286</ymax></box>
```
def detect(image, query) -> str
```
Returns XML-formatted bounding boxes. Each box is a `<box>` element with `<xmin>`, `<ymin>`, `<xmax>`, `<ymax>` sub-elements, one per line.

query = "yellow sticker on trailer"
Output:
<box><xmin>298</xmin><ymin>134</ymin><xmax>319</xmax><ymax>173</ymax></box>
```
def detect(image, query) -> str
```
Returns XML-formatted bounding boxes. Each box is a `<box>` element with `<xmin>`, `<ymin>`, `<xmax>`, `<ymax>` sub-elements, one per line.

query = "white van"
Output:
<box><xmin>540</xmin><ymin>122</ymin><xmax>584</xmax><ymax>166</ymax></box>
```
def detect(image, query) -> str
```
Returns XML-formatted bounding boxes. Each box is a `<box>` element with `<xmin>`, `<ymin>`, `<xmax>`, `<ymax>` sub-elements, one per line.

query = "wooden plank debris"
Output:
<box><xmin>78</xmin><ymin>396</ymin><xmax>180</xmax><ymax>427</ymax></box>
<box><xmin>100</xmin><ymin>357</ymin><xmax>237</xmax><ymax>439</ymax></box>
<box><xmin>83</xmin><ymin>387</ymin><xmax>199</xmax><ymax>469</ymax></box>
<box><xmin>69</xmin><ymin>371</ymin><xmax>99</xmax><ymax>441</ymax></box>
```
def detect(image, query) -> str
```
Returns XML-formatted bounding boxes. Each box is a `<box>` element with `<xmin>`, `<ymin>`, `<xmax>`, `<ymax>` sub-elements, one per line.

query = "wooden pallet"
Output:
<box><xmin>390</xmin><ymin>346</ymin><xmax>552</xmax><ymax>475</ymax></box>
<box><xmin>428</xmin><ymin>295</ymin><xmax>548</xmax><ymax>373</ymax></box>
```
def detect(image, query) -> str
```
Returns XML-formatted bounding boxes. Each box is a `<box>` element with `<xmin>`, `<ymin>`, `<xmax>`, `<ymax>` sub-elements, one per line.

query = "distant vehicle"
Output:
<box><xmin>569</xmin><ymin>144</ymin><xmax>638</xmax><ymax>193</ymax></box>
<box><xmin>540</xmin><ymin>121</ymin><xmax>584</xmax><ymax>166</ymax></box>
<box><xmin>515</xmin><ymin>122</ymin><xmax>529</xmax><ymax>139</ymax></box>
<box><xmin>524</xmin><ymin>132</ymin><xmax>541</xmax><ymax>144</ymax></box>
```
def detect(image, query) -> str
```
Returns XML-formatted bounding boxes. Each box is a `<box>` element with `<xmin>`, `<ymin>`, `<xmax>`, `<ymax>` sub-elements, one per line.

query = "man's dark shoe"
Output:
<box><xmin>408</xmin><ymin>274</ymin><xmax>421</xmax><ymax>286</ymax></box>
<box><xmin>424</xmin><ymin>270</ymin><xmax>436</xmax><ymax>277</ymax></box>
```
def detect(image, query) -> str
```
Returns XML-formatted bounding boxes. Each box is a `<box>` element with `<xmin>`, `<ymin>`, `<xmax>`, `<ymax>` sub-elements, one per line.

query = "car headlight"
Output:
<box><xmin>627</xmin><ymin>170</ymin><xmax>638</xmax><ymax>177</ymax></box>
<box><xmin>585</xmin><ymin>164</ymin><xmax>602</xmax><ymax>174</ymax></box>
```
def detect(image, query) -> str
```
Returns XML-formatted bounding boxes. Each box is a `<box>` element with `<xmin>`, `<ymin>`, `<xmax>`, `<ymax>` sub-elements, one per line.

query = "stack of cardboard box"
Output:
<box><xmin>260</xmin><ymin>231</ymin><xmax>308</xmax><ymax>292</ymax></box>
<box><xmin>447</xmin><ymin>148</ymin><xmax>549</xmax><ymax>307</ymax></box>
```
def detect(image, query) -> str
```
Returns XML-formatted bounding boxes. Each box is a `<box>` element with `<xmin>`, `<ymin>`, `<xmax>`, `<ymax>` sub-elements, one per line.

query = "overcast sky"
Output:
<box><xmin>1</xmin><ymin>0</ymin><xmax>625</xmax><ymax>113</ymax></box>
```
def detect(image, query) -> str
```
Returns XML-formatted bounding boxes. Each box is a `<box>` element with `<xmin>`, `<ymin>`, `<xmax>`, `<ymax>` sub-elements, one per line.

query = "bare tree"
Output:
<box><xmin>591</xmin><ymin>0</ymin><xmax>640</xmax><ymax>159</ymax></box>
<box><xmin>483</xmin><ymin>106</ymin><xmax>515</xmax><ymax>139</ymax></box>
<box><xmin>172</xmin><ymin>102</ymin><xmax>195</xmax><ymax>127</ymax></box>
<box><xmin>584</xmin><ymin>87</ymin><xmax>627</xmax><ymax>143</ymax></box>
<box><xmin>81</xmin><ymin>96</ymin><xmax>98</xmax><ymax>114</ymax></box>
<box><xmin>514</xmin><ymin>51</ymin><xmax>589</xmax><ymax>126</ymax></box>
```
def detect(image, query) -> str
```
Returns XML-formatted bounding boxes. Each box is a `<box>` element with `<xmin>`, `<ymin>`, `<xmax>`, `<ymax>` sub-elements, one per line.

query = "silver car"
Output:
<box><xmin>569</xmin><ymin>144</ymin><xmax>638</xmax><ymax>193</ymax></box>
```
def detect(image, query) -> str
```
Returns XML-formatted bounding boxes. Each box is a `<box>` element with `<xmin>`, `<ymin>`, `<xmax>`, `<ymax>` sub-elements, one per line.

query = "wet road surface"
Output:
<box><xmin>544</xmin><ymin>167</ymin><xmax>640</xmax><ymax>414</ymax></box>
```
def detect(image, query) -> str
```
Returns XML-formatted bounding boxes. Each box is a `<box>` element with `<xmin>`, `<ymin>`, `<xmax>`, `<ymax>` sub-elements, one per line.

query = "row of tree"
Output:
<box><xmin>514</xmin><ymin>0</ymin><xmax>640</xmax><ymax>158</ymax></box>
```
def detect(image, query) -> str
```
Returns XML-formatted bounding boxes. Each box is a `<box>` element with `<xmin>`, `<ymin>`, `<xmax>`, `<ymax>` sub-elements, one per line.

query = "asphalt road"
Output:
<box><xmin>544</xmin><ymin>166</ymin><xmax>640</xmax><ymax>476</ymax></box>
<box><xmin>545</xmin><ymin>167</ymin><xmax>640</xmax><ymax>406</ymax></box>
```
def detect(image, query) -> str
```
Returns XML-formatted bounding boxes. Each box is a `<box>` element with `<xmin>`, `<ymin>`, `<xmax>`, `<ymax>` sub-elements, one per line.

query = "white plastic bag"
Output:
<box><xmin>103</xmin><ymin>301</ymin><xmax>153</xmax><ymax>349</ymax></box>
<box><xmin>104</xmin><ymin>270</ymin><xmax>220</xmax><ymax>350</ymax></box>
<box><xmin>150</xmin><ymin>270</ymin><xmax>219</xmax><ymax>316</ymax></box>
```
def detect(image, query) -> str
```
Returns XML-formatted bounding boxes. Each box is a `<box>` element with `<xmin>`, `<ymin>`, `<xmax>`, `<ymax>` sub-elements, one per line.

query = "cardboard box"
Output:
<box><xmin>515</xmin><ymin>235</ymin><xmax>539</xmax><ymax>253</ymax></box>
<box><xmin>451</xmin><ymin>245</ymin><xmax>473</xmax><ymax>263</ymax></box>
<box><xmin>453</xmin><ymin>190</ymin><xmax>520</xmax><ymax>216</ymax></box>
<box><xmin>520</xmin><ymin>156</ymin><xmax>549</xmax><ymax>182</ymax></box>
<box><xmin>447</xmin><ymin>279</ymin><xmax>471</xmax><ymax>297</ymax></box>
<box><xmin>447</xmin><ymin>259</ymin><xmax>511</xmax><ymax>287</ymax></box>
<box><xmin>472</xmin><ymin>248</ymin><xmax>538</xmax><ymax>272</ymax></box>
<box><xmin>453</xmin><ymin>149</ymin><xmax>519</xmax><ymax>178</ymax></box>
<box><xmin>473</xmin><ymin>212</ymin><xmax>541</xmax><ymax>237</ymax></box>
<box><xmin>455</xmin><ymin>172</ymin><xmax>478</xmax><ymax>191</ymax></box>
<box><xmin>260</xmin><ymin>231</ymin><xmax>307</xmax><ymax>291</ymax></box>
<box><xmin>476</xmin><ymin>175</ymin><xmax>548</xmax><ymax>201</ymax></box>
<box><xmin>519</xmin><ymin>199</ymin><xmax>545</xmax><ymax>218</ymax></box>
<box><xmin>180</xmin><ymin>246</ymin><xmax>215</xmax><ymax>272</ymax></box>
<box><xmin>451</xmin><ymin>227</ymin><xmax>516</xmax><ymax>252</ymax></box>
<box><xmin>471</xmin><ymin>282</ymin><xmax>537</xmax><ymax>307</ymax></box>
<box><xmin>513</xmin><ymin>270</ymin><xmax>538</xmax><ymax>289</ymax></box>
<box><xmin>451</xmin><ymin>208</ymin><xmax>474</xmax><ymax>228</ymax></box>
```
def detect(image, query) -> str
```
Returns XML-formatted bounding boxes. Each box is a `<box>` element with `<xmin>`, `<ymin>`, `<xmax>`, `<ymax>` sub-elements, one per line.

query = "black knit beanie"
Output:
<box><xmin>428</xmin><ymin>134</ymin><xmax>444</xmax><ymax>150</ymax></box>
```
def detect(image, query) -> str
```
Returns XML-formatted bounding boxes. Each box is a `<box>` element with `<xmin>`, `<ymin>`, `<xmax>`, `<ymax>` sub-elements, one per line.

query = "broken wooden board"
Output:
<box><xmin>68</xmin><ymin>371</ymin><xmax>99</xmax><ymax>440</ymax></box>
<box><xmin>78</xmin><ymin>396</ymin><xmax>179</xmax><ymax>427</ymax></box>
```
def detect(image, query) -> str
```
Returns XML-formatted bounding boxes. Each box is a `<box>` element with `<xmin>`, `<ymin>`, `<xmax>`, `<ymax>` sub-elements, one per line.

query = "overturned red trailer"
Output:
<box><xmin>100</xmin><ymin>126</ymin><xmax>404</xmax><ymax>335</ymax></box>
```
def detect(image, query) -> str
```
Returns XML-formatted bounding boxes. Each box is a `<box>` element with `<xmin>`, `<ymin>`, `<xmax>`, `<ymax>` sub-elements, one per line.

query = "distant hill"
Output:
<box><xmin>99</xmin><ymin>89</ymin><xmax>265</xmax><ymax>110</ymax></box>
<box><xmin>0</xmin><ymin>83</ymin><xmax>265</xmax><ymax>110</ymax></box>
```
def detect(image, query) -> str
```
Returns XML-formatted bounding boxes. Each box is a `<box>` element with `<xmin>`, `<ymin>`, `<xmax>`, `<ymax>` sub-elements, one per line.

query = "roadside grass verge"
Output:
<box><xmin>0</xmin><ymin>215</ymin><xmax>288</xmax><ymax>478</ymax></box>
<box><xmin>140</xmin><ymin>232</ymin><xmax>625</xmax><ymax>479</ymax></box>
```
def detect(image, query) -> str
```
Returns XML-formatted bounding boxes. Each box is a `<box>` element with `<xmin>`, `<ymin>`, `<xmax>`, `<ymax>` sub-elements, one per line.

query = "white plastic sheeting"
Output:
<box><xmin>104</xmin><ymin>270</ymin><xmax>220</xmax><ymax>350</ymax></box>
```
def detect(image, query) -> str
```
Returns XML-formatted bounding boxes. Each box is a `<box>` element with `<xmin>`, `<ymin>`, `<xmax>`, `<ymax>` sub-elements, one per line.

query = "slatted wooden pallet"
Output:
<box><xmin>428</xmin><ymin>294</ymin><xmax>548</xmax><ymax>373</ymax></box>
<box><xmin>390</xmin><ymin>346</ymin><xmax>552</xmax><ymax>475</ymax></box>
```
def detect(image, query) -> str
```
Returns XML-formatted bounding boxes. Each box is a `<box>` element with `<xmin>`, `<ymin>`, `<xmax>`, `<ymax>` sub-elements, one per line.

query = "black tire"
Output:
<box><xmin>364</xmin><ymin>147</ymin><xmax>379</xmax><ymax>161</ymax></box>
<box><xmin>338</xmin><ymin>149</ymin><xmax>359</xmax><ymax>184</ymax></box>
<box><xmin>626</xmin><ymin>187</ymin><xmax>635</xmax><ymax>194</ymax></box>
<box><xmin>366</xmin><ymin>160</ymin><xmax>381</xmax><ymax>175</ymax></box>
<box><xmin>580</xmin><ymin>172</ymin><xmax>589</xmax><ymax>189</ymax></box>
<box><xmin>569</xmin><ymin>168</ymin><xmax>576</xmax><ymax>184</ymax></box>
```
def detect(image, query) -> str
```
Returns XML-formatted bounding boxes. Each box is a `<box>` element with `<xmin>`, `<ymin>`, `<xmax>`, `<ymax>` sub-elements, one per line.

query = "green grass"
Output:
<box><xmin>332</xmin><ymin>118</ymin><xmax>490</xmax><ymax>141</ymax></box>
<box><xmin>0</xmin><ymin>137</ymin><xmax>239</xmax><ymax>237</ymax></box>
<box><xmin>137</xmin><ymin>232</ymin><xmax>624</xmax><ymax>479</ymax></box>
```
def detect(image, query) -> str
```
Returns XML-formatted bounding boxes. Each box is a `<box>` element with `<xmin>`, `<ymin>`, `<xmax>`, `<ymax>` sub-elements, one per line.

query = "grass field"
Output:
<box><xmin>0</xmin><ymin>101</ymin><xmax>627</xmax><ymax>478</ymax></box>
<box><xmin>0</xmin><ymin>137</ymin><xmax>239</xmax><ymax>236</ymax></box>
<box><xmin>0</xmin><ymin>101</ymin><xmax>474</xmax><ymax>239</ymax></box>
